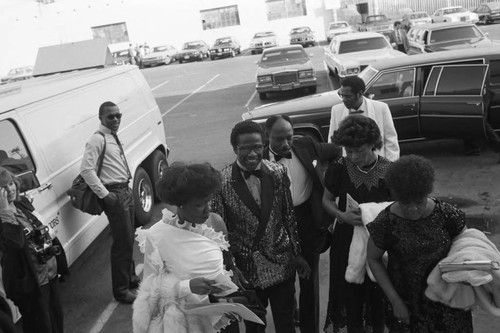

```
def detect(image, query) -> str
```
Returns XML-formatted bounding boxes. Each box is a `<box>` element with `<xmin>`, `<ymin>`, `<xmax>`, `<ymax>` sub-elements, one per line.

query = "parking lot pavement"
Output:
<box><xmin>58</xmin><ymin>45</ymin><xmax>500</xmax><ymax>333</ymax></box>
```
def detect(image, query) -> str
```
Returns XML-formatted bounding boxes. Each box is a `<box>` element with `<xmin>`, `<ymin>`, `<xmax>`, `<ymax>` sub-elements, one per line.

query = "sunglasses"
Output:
<box><xmin>106</xmin><ymin>113</ymin><xmax>122</xmax><ymax>120</ymax></box>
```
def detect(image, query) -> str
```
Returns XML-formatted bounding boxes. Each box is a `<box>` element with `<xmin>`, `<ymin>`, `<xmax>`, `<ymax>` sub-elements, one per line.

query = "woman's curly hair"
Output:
<box><xmin>332</xmin><ymin>115</ymin><xmax>382</xmax><ymax>149</ymax></box>
<box><xmin>385</xmin><ymin>154</ymin><xmax>435</xmax><ymax>202</ymax></box>
<box><xmin>156</xmin><ymin>162</ymin><xmax>222</xmax><ymax>206</ymax></box>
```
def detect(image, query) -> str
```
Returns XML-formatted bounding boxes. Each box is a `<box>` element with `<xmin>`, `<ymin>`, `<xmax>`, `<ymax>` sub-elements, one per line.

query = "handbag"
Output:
<box><xmin>68</xmin><ymin>131</ymin><xmax>106</xmax><ymax>215</ymax></box>
<box><xmin>209</xmin><ymin>290</ymin><xmax>267</xmax><ymax>324</ymax></box>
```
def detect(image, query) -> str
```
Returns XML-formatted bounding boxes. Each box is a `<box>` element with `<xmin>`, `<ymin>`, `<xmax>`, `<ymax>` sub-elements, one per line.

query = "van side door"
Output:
<box><xmin>419</xmin><ymin>64</ymin><xmax>488</xmax><ymax>138</ymax></box>
<box><xmin>365</xmin><ymin>68</ymin><xmax>420</xmax><ymax>141</ymax></box>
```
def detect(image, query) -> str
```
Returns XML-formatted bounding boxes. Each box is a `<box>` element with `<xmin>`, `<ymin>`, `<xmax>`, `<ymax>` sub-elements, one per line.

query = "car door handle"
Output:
<box><xmin>38</xmin><ymin>182</ymin><xmax>53</xmax><ymax>192</ymax></box>
<box><xmin>403</xmin><ymin>103</ymin><xmax>416</xmax><ymax>106</ymax></box>
<box><xmin>466</xmin><ymin>102</ymin><xmax>481</xmax><ymax>106</ymax></box>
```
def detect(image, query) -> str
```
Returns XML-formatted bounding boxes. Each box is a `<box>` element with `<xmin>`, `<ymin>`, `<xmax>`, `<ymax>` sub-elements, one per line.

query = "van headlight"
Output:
<box><xmin>258</xmin><ymin>75</ymin><xmax>272</xmax><ymax>84</ymax></box>
<box><xmin>345</xmin><ymin>68</ymin><xmax>360</xmax><ymax>75</ymax></box>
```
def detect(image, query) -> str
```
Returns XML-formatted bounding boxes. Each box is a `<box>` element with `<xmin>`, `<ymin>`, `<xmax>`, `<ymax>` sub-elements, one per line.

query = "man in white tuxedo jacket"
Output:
<box><xmin>327</xmin><ymin>76</ymin><xmax>400</xmax><ymax>161</ymax></box>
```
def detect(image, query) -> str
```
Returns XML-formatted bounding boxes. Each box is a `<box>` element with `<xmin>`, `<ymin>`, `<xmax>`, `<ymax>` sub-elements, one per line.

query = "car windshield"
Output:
<box><xmin>329</xmin><ymin>22</ymin><xmax>348</xmax><ymax>29</ymax></box>
<box><xmin>411</xmin><ymin>12</ymin><xmax>429</xmax><ymax>19</ymax></box>
<box><xmin>260</xmin><ymin>48</ymin><xmax>308</xmax><ymax>67</ymax></box>
<box><xmin>290</xmin><ymin>27</ymin><xmax>311</xmax><ymax>34</ymax></box>
<box><xmin>444</xmin><ymin>7</ymin><xmax>467</xmax><ymax>14</ymax></box>
<box><xmin>183</xmin><ymin>42</ymin><xmax>203</xmax><ymax>49</ymax></box>
<box><xmin>430</xmin><ymin>26</ymin><xmax>484</xmax><ymax>43</ymax></box>
<box><xmin>254</xmin><ymin>32</ymin><xmax>275</xmax><ymax>38</ymax></box>
<box><xmin>215</xmin><ymin>38</ymin><xmax>232</xmax><ymax>45</ymax></box>
<box><xmin>338</xmin><ymin>37</ymin><xmax>390</xmax><ymax>54</ymax></box>
<box><xmin>153</xmin><ymin>46</ymin><xmax>169</xmax><ymax>52</ymax></box>
<box><xmin>366</xmin><ymin>15</ymin><xmax>387</xmax><ymax>22</ymax></box>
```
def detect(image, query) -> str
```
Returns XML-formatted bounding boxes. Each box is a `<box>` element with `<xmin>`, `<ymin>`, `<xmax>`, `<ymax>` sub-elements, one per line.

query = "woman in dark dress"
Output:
<box><xmin>323</xmin><ymin>115</ymin><xmax>391</xmax><ymax>333</ymax></box>
<box><xmin>367</xmin><ymin>155</ymin><xmax>472</xmax><ymax>333</ymax></box>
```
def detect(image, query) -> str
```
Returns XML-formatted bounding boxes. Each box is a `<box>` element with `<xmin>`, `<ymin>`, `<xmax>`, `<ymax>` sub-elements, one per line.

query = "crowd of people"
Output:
<box><xmin>1</xmin><ymin>75</ymin><xmax>499</xmax><ymax>333</ymax></box>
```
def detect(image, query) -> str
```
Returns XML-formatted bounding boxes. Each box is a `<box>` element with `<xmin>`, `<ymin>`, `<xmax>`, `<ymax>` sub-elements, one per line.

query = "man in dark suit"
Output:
<box><xmin>212</xmin><ymin>120</ymin><xmax>310</xmax><ymax>333</ymax></box>
<box><xmin>264</xmin><ymin>115</ymin><xmax>341</xmax><ymax>333</ymax></box>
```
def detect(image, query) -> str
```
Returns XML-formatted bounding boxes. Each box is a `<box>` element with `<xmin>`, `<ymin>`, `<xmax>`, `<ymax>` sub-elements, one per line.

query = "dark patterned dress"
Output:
<box><xmin>367</xmin><ymin>199</ymin><xmax>473</xmax><ymax>333</ymax></box>
<box><xmin>324</xmin><ymin>156</ymin><xmax>392</xmax><ymax>333</ymax></box>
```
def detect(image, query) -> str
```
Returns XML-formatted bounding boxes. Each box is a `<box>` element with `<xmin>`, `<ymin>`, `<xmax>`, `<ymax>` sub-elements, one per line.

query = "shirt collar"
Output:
<box><xmin>99</xmin><ymin>124</ymin><xmax>113</xmax><ymax>134</ymax></box>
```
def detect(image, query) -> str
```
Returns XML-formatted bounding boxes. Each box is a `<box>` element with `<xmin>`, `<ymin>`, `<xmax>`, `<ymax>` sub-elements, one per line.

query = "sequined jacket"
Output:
<box><xmin>212</xmin><ymin>160</ymin><xmax>301</xmax><ymax>289</ymax></box>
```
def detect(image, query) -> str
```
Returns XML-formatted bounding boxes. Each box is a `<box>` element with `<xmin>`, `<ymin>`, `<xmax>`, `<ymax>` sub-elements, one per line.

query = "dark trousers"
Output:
<box><xmin>345</xmin><ymin>279</ymin><xmax>385</xmax><ymax>333</ymax></box>
<box><xmin>246</xmin><ymin>277</ymin><xmax>296</xmax><ymax>333</ymax></box>
<box><xmin>15</xmin><ymin>278</ymin><xmax>63</xmax><ymax>333</ymax></box>
<box><xmin>396</xmin><ymin>44</ymin><xmax>406</xmax><ymax>53</ymax></box>
<box><xmin>103</xmin><ymin>185</ymin><xmax>136</xmax><ymax>298</ymax></box>
<box><xmin>294</xmin><ymin>201</ymin><xmax>320</xmax><ymax>333</ymax></box>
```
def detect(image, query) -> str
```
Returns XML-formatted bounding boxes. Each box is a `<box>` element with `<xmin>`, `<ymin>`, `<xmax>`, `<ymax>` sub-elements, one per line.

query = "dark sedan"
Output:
<box><xmin>178</xmin><ymin>40</ymin><xmax>210</xmax><ymax>63</ymax></box>
<box><xmin>209</xmin><ymin>36</ymin><xmax>241</xmax><ymax>60</ymax></box>
<box><xmin>473</xmin><ymin>2</ymin><xmax>500</xmax><ymax>24</ymax></box>
<box><xmin>243</xmin><ymin>47</ymin><xmax>500</xmax><ymax>144</ymax></box>
<box><xmin>289</xmin><ymin>26</ymin><xmax>316</xmax><ymax>47</ymax></box>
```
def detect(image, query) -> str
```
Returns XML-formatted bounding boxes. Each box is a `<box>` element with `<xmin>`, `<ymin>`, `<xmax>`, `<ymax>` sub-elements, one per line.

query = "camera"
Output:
<box><xmin>24</xmin><ymin>225</ymin><xmax>61</xmax><ymax>264</ymax></box>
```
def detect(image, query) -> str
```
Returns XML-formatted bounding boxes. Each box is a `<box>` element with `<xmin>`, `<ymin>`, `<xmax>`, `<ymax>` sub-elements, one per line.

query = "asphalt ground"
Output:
<box><xmin>30</xmin><ymin>24</ymin><xmax>500</xmax><ymax>333</ymax></box>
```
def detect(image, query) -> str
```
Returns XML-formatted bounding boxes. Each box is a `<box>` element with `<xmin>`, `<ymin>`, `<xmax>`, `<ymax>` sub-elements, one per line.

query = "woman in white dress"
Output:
<box><xmin>133</xmin><ymin>162</ymin><xmax>238</xmax><ymax>333</ymax></box>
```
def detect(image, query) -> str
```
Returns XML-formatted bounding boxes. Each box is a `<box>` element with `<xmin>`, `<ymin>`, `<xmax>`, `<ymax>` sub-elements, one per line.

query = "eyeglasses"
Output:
<box><xmin>106</xmin><ymin>113</ymin><xmax>122</xmax><ymax>120</ymax></box>
<box><xmin>237</xmin><ymin>144</ymin><xmax>265</xmax><ymax>153</ymax></box>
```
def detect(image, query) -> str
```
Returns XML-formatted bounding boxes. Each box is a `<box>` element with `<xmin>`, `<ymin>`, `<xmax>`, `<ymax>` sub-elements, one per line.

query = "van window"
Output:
<box><xmin>436</xmin><ymin>66</ymin><xmax>487</xmax><ymax>95</ymax></box>
<box><xmin>0</xmin><ymin>120</ymin><xmax>36</xmax><ymax>176</ymax></box>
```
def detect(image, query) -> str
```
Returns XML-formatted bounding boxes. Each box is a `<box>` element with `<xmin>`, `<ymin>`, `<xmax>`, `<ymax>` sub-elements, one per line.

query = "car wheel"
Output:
<box><xmin>133</xmin><ymin>167</ymin><xmax>153</xmax><ymax>227</ymax></box>
<box><xmin>146</xmin><ymin>150</ymin><xmax>168</xmax><ymax>201</ymax></box>
<box><xmin>259</xmin><ymin>92</ymin><xmax>267</xmax><ymax>100</ymax></box>
<box><xmin>164</xmin><ymin>56</ymin><xmax>171</xmax><ymax>65</ymax></box>
<box><xmin>231</xmin><ymin>50</ymin><xmax>236</xmax><ymax>57</ymax></box>
<box><xmin>211</xmin><ymin>56</ymin><xmax>215</xmax><ymax>60</ymax></box>
<box><xmin>179</xmin><ymin>59</ymin><xmax>183</xmax><ymax>64</ymax></box>
<box><xmin>251</xmin><ymin>50</ymin><xmax>256</xmax><ymax>55</ymax></box>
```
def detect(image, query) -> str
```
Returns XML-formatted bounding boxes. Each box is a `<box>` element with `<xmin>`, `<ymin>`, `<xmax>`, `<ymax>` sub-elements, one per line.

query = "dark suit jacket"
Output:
<box><xmin>212</xmin><ymin>159</ymin><xmax>300</xmax><ymax>289</ymax></box>
<box><xmin>264</xmin><ymin>136</ymin><xmax>341</xmax><ymax>231</ymax></box>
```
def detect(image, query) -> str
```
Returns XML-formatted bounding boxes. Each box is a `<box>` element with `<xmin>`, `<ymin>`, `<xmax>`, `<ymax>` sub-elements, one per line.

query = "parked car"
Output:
<box><xmin>141</xmin><ymin>44</ymin><xmax>178</xmax><ymax>67</ymax></box>
<box><xmin>249</xmin><ymin>31</ymin><xmax>278</xmax><ymax>54</ymax></box>
<box><xmin>0</xmin><ymin>66</ymin><xmax>33</xmax><ymax>85</ymax></box>
<box><xmin>177</xmin><ymin>40</ymin><xmax>210</xmax><ymax>63</ymax></box>
<box><xmin>406</xmin><ymin>22</ymin><xmax>496</xmax><ymax>54</ymax></box>
<box><xmin>326</xmin><ymin>21</ymin><xmax>354</xmax><ymax>42</ymax></box>
<box><xmin>473</xmin><ymin>2</ymin><xmax>500</xmax><ymax>24</ymax></box>
<box><xmin>112</xmin><ymin>50</ymin><xmax>131</xmax><ymax>66</ymax></box>
<box><xmin>255</xmin><ymin>45</ymin><xmax>317</xmax><ymax>100</ymax></box>
<box><xmin>401</xmin><ymin>11</ymin><xmax>433</xmax><ymax>31</ymax></box>
<box><xmin>431</xmin><ymin>6</ymin><xmax>479</xmax><ymax>24</ymax></box>
<box><xmin>325</xmin><ymin>31</ymin><xmax>406</xmax><ymax>79</ymax></box>
<box><xmin>289</xmin><ymin>26</ymin><xmax>316</xmax><ymax>47</ymax></box>
<box><xmin>209</xmin><ymin>36</ymin><xmax>241</xmax><ymax>60</ymax></box>
<box><xmin>357</xmin><ymin>14</ymin><xmax>394</xmax><ymax>40</ymax></box>
<box><xmin>243</xmin><ymin>47</ymin><xmax>500</xmax><ymax>145</ymax></box>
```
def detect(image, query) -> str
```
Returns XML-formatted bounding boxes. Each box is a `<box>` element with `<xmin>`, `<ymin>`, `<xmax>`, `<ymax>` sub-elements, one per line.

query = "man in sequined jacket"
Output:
<box><xmin>212</xmin><ymin>120</ymin><xmax>310</xmax><ymax>333</ymax></box>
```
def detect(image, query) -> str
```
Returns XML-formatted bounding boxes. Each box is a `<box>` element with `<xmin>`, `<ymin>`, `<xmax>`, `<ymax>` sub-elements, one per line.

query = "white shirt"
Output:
<box><xmin>236</xmin><ymin>160</ymin><xmax>262</xmax><ymax>206</ymax></box>
<box><xmin>270</xmin><ymin>149</ymin><xmax>312</xmax><ymax>207</ymax></box>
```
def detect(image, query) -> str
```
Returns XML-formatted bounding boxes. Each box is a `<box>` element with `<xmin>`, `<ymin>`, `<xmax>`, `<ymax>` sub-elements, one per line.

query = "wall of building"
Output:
<box><xmin>0</xmin><ymin>0</ymin><xmax>332</xmax><ymax>76</ymax></box>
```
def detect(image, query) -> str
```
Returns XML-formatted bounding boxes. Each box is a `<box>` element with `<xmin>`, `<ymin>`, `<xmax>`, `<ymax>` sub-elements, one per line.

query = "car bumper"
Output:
<box><xmin>142</xmin><ymin>59</ymin><xmax>166</xmax><ymax>66</ymax></box>
<box><xmin>256</xmin><ymin>78</ymin><xmax>317</xmax><ymax>93</ymax></box>
<box><xmin>210</xmin><ymin>51</ymin><xmax>233</xmax><ymax>58</ymax></box>
<box><xmin>290</xmin><ymin>40</ymin><xmax>315</xmax><ymax>46</ymax></box>
<box><xmin>179</xmin><ymin>54</ymin><xmax>202</xmax><ymax>62</ymax></box>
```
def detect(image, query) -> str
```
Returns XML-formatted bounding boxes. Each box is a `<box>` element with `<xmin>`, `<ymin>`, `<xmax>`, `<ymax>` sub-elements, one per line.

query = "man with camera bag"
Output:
<box><xmin>79</xmin><ymin>101</ymin><xmax>139</xmax><ymax>304</ymax></box>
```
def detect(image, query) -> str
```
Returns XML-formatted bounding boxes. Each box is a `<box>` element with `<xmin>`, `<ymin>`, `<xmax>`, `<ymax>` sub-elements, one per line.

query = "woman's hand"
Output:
<box><xmin>0</xmin><ymin>188</ymin><xmax>9</xmax><ymax>210</ymax></box>
<box><xmin>231</xmin><ymin>267</ymin><xmax>250</xmax><ymax>290</ymax></box>
<box><xmin>338</xmin><ymin>209</ymin><xmax>363</xmax><ymax>226</ymax></box>
<box><xmin>295</xmin><ymin>255</ymin><xmax>311</xmax><ymax>280</ymax></box>
<box><xmin>189</xmin><ymin>277</ymin><xmax>223</xmax><ymax>296</ymax></box>
<box><xmin>391</xmin><ymin>298</ymin><xmax>410</xmax><ymax>325</ymax></box>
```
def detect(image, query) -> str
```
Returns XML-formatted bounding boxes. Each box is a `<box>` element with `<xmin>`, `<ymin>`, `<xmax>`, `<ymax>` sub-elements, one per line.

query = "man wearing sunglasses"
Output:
<box><xmin>79</xmin><ymin>101</ymin><xmax>139</xmax><ymax>304</ymax></box>
<box><xmin>212</xmin><ymin>120</ymin><xmax>310</xmax><ymax>333</ymax></box>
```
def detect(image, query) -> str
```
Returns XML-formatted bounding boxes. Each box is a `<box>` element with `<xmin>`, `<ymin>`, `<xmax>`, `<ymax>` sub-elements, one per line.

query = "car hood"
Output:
<box><xmin>180</xmin><ymin>48</ymin><xmax>201</xmax><ymax>54</ymax></box>
<box><xmin>328</xmin><ymin>27</ymin><xmax>352</xmax><ymax>35</ymax></box>
<box><xmin>252</xmin><ymin>36</ymin><xmax>276</xmax><ymax>43</ymax></box>
<box><xmin>290</xmin><ymin>33</ymin><xmax>313</xmax><ymax>38</ymax></box>
<box><xmin>335</xmin><ymin>49</ymin><xmax>406</xmax><ymax>65</ymax></box>
<box><xmin>243</xmin><ymin>90</ymin><xmax>341</xmax><ymax>122</ymax></box>
<box><xmin>429</xmin><ymin>38</ymin><xmax>495</xmax><ymax>51</ymax></box>
<box><xmin>143</xmin><ymin>51</ymin><xmax>172</xmax><ymax>59</ymax></box>
<box><xmin>410</xmin><ymin>18</ymin><xmax>432</xmax><ymax>24</ymax></box>
<box><xmin>257</xmin><ymin>59</ymin><xmax>312</xmax><ymax>72</ymax></box>
<box><xmin>443</xmin><ymin>13</ymin><xmax>474</xmax><ymax>19</ymax></box>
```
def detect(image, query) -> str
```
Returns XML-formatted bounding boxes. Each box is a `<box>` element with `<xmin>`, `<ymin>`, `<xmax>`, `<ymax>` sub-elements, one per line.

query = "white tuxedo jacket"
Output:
<box><xmin>327</xmin><ymin>97</ymin><xmax>400</xmax><ymax>162</ymax></box>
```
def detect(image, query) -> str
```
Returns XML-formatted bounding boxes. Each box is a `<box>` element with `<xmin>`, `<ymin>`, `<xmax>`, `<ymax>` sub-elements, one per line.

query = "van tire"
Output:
<box><xmin>133</xmin><ymin>167</ymin><xmax>154</xmax><ymax>226</ymax></box>
<box><xmin>147</xmin><ymin>150</ymin><xmax>168</xmax><ymax>201</ymax></box>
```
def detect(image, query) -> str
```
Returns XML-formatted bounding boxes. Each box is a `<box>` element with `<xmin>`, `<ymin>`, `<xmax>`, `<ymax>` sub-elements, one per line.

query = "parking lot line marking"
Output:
<box><xmin>151</xmin><ymin>80</ymin><xmax>170</xmax><ymax>92</ymax></box>
<box><xmin>162</xmin><ymin>74</ymin><xmax>220</xmax><ymax>116</ymax></box>
<box><xmin>88</xmin><ymin>302</ymin><xmax>119</xmax><ymax>333</ymax></box>
<box><xmin>245</xmin><ymin>90</ymin><xmax>257</xmax><ymax>110</ymax></box>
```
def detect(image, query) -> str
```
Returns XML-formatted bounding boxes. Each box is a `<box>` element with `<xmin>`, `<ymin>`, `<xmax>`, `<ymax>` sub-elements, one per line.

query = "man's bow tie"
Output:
<box><xmin>243</xmin><ymin>169</ymin><xmax>262</xmax><ymax>179</ymax></box>
<box><xmin>349</xmin><ymin>109</ymin><xmax>364</xmax><ymax>114</ymax></box>
<box><xmin>275</xmin><ymin>152</ymin><xmax>292</xmax><ymax>162</ymax></box>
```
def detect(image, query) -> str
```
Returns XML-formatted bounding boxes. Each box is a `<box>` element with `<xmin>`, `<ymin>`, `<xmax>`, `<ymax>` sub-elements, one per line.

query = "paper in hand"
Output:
<box><xmin>212</xmin><ymin>273</ymin><xmax>239</xmax><ymax>296</ymax></box>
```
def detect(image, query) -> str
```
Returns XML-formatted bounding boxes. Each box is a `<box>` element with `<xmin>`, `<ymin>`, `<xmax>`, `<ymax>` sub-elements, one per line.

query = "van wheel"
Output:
<box><xmin>147</xmin><ymin>150</ymin><xmax>168</xmax><ymax>201</ymax></box>
<box><xmin>133</xmin><ymin>167</ymin><xmax>153</xmax><ymax>226</ymax></box>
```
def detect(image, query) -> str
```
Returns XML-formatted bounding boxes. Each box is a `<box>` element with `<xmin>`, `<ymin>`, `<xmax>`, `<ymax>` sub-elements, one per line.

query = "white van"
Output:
<box><xmin>0</xmin><ymin>65</ymin><xmax>168</xmax><ymax>266</ymax></box>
